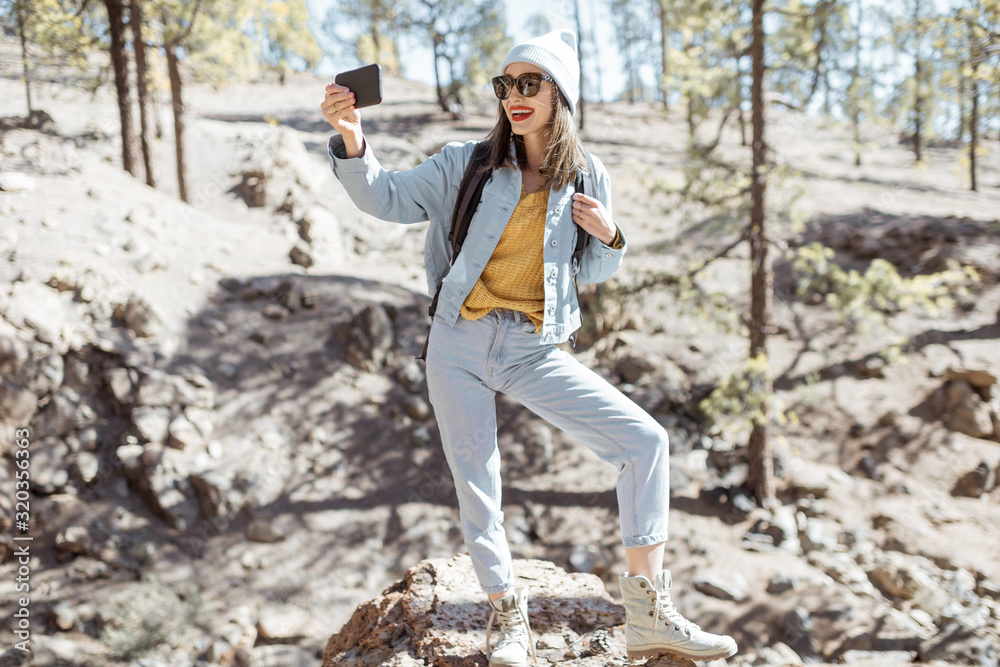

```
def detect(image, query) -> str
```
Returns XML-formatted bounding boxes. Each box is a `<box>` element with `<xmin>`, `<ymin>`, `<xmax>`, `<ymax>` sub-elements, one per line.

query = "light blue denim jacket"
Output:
<box><xmin>327</xmin><ymin>134</ymin><xmax>627</xmax><ymax>345</ymax></box>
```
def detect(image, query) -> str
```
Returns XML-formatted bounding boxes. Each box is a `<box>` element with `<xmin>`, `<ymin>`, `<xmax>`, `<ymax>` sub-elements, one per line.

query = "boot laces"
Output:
<box><xmin>486</xmin><ymin>604</ymin><xmax>538</xmax><ymax>664</ymax></box>
<box><xmin>652</xmin><ymin>589</ymin><xmax>701</xmax><ymax>636</ymax></box>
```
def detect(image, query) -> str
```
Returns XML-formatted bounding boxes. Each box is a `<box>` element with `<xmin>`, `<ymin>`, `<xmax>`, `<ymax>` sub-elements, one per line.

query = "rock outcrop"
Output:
<box><xmin>321</xmin><ymin>554</ymin><xmax>697</xmax><ymax>667</ymax></box>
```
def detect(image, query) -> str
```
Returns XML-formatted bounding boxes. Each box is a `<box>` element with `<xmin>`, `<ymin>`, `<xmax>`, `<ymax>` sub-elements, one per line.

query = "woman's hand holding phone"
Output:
<box><xmin>322</xmin><ymin>83</ymin><xmax>365</xmax><ymax>158</ymax></box>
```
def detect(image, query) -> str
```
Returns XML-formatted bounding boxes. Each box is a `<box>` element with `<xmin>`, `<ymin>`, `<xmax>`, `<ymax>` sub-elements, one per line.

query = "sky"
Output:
<box><xmin>309</xmin><ymin>0</ymin><xmax>630</xmax><ymax>102</ymax></box>
<box><xmin>307</xmin><ymin>0</ymin><xmax>980</xmax><ymax>132</ymax></box>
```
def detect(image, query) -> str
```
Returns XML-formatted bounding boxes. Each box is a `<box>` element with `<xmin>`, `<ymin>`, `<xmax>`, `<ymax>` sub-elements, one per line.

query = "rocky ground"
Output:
<box><xmin>2</xmin><ymin>36</ymin><xmax>1000</xmax><ymax>667</ymax></box>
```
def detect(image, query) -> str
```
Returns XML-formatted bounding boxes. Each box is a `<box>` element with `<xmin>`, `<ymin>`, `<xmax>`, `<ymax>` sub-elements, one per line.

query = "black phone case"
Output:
<box><xmin>334</xmin><ymin>64</ymin><xmax>383</xmax><ymax>109</ymax></box>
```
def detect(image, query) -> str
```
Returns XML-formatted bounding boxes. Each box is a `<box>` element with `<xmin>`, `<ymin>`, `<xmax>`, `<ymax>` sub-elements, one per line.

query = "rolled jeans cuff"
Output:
<box><xmin>482</xmin><ymin>580</ymin><xmax>513</xmax><ymax>595</ymax></box>
<box><xmin>622</xmin><ymin>533</ymin><xmax>668</xmax><ymax>549</ymax></box>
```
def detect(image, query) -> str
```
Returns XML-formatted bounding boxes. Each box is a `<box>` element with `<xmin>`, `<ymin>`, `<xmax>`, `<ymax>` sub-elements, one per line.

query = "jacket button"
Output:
<box><xmin>605</xmin><ymin>253</ymin><xmax>613</xmax><ymax>258</ymax></box>
<box><xmin>550</xmin><ymin>240</ymin><xmax>558</xmax><ymax>246</ymax></box>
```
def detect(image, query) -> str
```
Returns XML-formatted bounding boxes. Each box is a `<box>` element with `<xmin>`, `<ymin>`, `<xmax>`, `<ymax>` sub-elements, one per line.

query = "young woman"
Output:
<box><xmin>322</xmin><ymin>29</ymin><xmax>738</xmax><ymax>667</ymax></box>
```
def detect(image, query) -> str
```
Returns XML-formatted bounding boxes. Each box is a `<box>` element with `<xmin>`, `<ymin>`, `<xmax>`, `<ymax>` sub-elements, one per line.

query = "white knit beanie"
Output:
<box><xmin>501</xmin><ymin>29</ymin><xmax>580</xmax><ymax>115</ymax></box>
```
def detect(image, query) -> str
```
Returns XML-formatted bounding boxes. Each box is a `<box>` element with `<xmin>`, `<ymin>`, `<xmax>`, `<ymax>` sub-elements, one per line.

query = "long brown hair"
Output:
<box><xmin>481</xmin><ymin>88</ymin><xmax>586</xmax><ymax>191</ymax></box>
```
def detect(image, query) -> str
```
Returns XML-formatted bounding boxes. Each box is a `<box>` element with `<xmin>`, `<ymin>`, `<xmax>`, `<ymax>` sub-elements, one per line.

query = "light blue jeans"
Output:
<box><xmin>425</xmin><ymin>308</ymin><xmax>670</xmax><ymax>594</ymax></box>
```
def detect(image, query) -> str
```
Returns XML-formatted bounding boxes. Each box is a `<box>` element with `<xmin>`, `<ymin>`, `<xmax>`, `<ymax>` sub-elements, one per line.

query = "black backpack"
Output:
<box><xmin>418</xmin><ymin>142</ymin><xmax>594</xmax><ymax>361</ymax></box>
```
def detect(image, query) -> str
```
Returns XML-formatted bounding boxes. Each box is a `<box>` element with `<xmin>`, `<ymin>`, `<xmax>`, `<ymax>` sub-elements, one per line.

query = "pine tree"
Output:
<box><xmin>609</xmin><ymin>0</ymin><xmax>653</xmax><ymax>103</ymax></box>
<box><xmin>747</xmin><ymin>0</ymin><xmax>775</xmax><ymax>507</ymax></box>
<box><xmin>102</xmin><ymin>0</ymin><xmax>139</xmax><ymax>176</ymax></box>
<box><xmin>952</xmin><ymin>0</ymin><xmax>1000</xmax><ymax>190</ymax></box>
<box><xmin>324</xmin><ymin>0</ymin><xmax>402</xmax><ymax>73</ymax></box>
<box><xmin>248</xmin><ymin>0</ymin><xmax>322</xmax><ymax>84</ymax></box>
<box><xmin>131</xmin><ymin>0</ymin><xmax>156</xmax><ymax>187</ymax></box>
<box><xmin>845</xmin><ymin>0</ymin><xmax>877</xmax><ymax>166</ymax></box>
<box><xmin>403</xmin><ymin>0</ymin><xmax>510</xmax><ymax>115</ymax></box>
<box><xmin>12</xmin><ymin>0</ymin><xmax>33</xmax><ymax>115</ymax></box>
<box><xmin>880</xmin><ymin>0</ymin><xmax>942</xmax><ymax>164</ymax></box>
<box><xmin>651</xmin><ymin>0</ymin><xmax>677</xmax><ymax>111</ymax></box>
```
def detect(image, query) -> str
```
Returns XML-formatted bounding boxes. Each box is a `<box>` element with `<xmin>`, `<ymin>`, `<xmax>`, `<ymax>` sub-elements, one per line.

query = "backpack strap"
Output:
<box><xmin>420</xmin><ymin>141</ymin><xmax>493</xmax><ymax>361</ymax></box>
<box><xmin>426</xmin><ymin>141</ymin><xmax>492</xmax><ymax>321</ymax></box>
<box><xmin>571</xmin><ymin>150</ymin><xmax>596</xmax><ymax>273</ymax></box>
<box><xmin>448</xmin><ymin>141</ymin><xmax>493</xmax><ymax>262</ymax></box>
<box><xmin>569</xmin><ymin>149</ymin><xmax>597</xmax><ymax>349</ymax></box>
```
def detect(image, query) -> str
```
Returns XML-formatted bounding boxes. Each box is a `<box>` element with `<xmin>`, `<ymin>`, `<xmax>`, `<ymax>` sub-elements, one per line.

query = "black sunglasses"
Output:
<box><xmin>492</xmin><ymin>73</ymin><xmax>556</xmax><ymax>100</ymax></box>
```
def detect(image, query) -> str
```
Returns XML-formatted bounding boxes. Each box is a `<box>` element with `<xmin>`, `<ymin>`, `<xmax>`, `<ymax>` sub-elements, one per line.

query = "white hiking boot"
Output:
<box><xmin>619</xmin><ymin>570</ymin><xmax>738</xmax><ymax>662</ymax></box>
<box><xmin>486</xmin><ymin>586</ymin><xmax>537</xmax><ymax>666</ymax></box>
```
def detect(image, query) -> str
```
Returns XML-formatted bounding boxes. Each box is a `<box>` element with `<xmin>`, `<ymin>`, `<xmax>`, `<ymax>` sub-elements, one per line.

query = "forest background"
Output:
<box><xmin>2</xmin><ymin>0</ymin><xmax>1000</xmax><ymax>663</ymax></box>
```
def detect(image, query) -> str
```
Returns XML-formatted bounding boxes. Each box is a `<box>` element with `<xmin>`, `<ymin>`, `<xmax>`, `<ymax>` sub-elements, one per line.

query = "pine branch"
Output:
<box><xmin>687</xmin><ymin>224</ymin><xmax>753</xmax><ymax>280</ymax></box>
<box><xmin>75</xmin><ymin>0</ymin><xmax>93</xmax><ymax>17</ymax></box>
<box><xmin>621</xmin><ymin>224</ymin><xmax>752</xmax><ymax>296</ymax></box>
<box><xmin>165</xmin><ymin>0</ymin><xmax>204</xmax><ymax>48</ymax></box>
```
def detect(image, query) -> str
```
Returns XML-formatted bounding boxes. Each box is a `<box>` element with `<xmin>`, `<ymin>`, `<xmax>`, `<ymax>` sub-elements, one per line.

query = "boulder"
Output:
<box><xmin>403</xmin><ymin>395</ymin><xmax>431</xmax><ymax>421</ymax></box>
<box><xmin>113</xmin><ymin>293</ymin><xmax>162</xmax><ymax>338</ymax></box>
<box><xmin>395</xmin><ymin>360</ymin><xmax>426</xmax><ymax>392</ymax></box>
<box><xmin>0</xmin><ymin>327</ymin><xmax>29</xmax><ymax>376</ymax></box>
<box><xmin>945</xmin><ymin>368</ymin><xmax>999</xmax><ymax>391</ymax></box>
<box><xmin>750</xmin><ymin>642</ymin><xmax>805</xmax><ymax>665</ymax></box>
<box><xmin>940</xmin><ymin>380</ymin><xmax>995</xmax><ymax>439</ymax></box>
<box><xmin>297</xmin><ymin>205</ymin><xmax>345</xmax><ymax>265</ymax></box>
<box><xmin>55</xmin><ymin>526</ymin><xmax>92</xmax><ymax>554</ymax></box>
<box><xmin>693</xmin><ymin>572</ymin><xmax>749</xmax><ymax>602</ymax></box>
<box><xmin>247</xmin><ymin>519</ymin><xmax>286</xmax><ymax>544</ymax></box>
<box><xmin>339</xmin><ymin>304</ymin><xmax>394</xmax><ymax>371</ymax></box>
<box><xmin>136</xmin><ymin>368</ymin><xmax>178</xmax><ymax>407</ymax></box>
<box><xmin>766</xmin><ymin>573</ymin><xmax>799</xmax><ymax>595</ymax></box>
<box><xmin>0</xmin><ymin>381</ymin><xmax>37</xmax><ymax>429</ymax></box>
<box><xmin>103</xmin><ymin>367</ymin><xmax>137</xmax><ymax>405</ymax></box>
<box><xmin>258</xmin><ymin>604</ymin><xmax>320</xmax><ymax>640</ymax></box>
<box><xmin>5</xmin><ymin>282</ymin><xmax>78</xmax><ymax>350</ymax></box>
<box><xmin>615</xmin><ymin>354</ymin><xmax>655</xmax><ymax>384</ymax></box>
<box><xmin>868</xmin><ymin>552</ymin><xmax>930</xmax><ymax>599</ymax></box>
<box><xmin>31</xmin><ymin>387</ymin><xmax>93</xmax><ymax>439</ymax></box>
<box><xmin>322</xmin><ymin>554</ymin><xmax>642</xmax><ymax>667</ymax></box>
<box><xmin>167</xmin><ymin>414</ymin><xmax>204</xmax><ymax>450</ymax></box>
<box><xmin>131</xmin><ymin>405</ymin><xmax>171</xmax><ymax>444</ymax></box>
<box><xmin>290</xmin><ymin>244</ymin><xmax>315</xmax><ymax>268</ymax></box>
<box><xmin>952</xmin><ymin>461</ymin><xmax>996</xmax><ymax>498</ymax></box>
<box><xmin>31</xmin><ymin>436</ymin><xmax>71</xmax><ymax>494</ymax></box>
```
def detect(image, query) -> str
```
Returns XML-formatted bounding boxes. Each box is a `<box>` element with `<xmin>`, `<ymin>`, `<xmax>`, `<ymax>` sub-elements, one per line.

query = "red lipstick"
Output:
<box><xmin>510</xmin><ymin>106</ymin><xmax>534</xmax><ymax>122</ymax></box>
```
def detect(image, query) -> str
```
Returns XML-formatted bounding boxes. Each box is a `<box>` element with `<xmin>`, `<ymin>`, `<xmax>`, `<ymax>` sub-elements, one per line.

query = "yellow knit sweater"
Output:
<box><xmin>461</xmin><ymin>185</ymin><xmax>548</xmax><ymax>332</ymax></box>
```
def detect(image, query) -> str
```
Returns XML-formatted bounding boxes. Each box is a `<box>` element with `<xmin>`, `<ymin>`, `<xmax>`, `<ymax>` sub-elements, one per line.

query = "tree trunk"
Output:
<box><xmin>16</xmin><ymin>0</ymin><xmax>32</xmax><ymax>115</ymax></box>
<box><xmin>657</xmin><ymin>0</ymin><xmax>669</xmax><ymax>112</ymax></box>
<box><xmin>851</xmin><ymin>0</ymin><xmax>862</xmax><ymax>167</ymax></box>
<box><xmin>131</xmin><ymin>0</ymin><xmax>156</xmax><ymax>188</ymax></box>
<box><xmin>821</xmin><ymin>69</ymin><xmax>832</xmax><ymax>117</ymax></box>
<box><xmin>686</xmin><ymin>90</ymin><xmax>696</xmax><ymax>146</ymax></box>
<box><xmin>913</xmin><ymin>57</ymin><xmax>922</xmax><ymax>163</ymax></box>
<box><xmin>747</xmin><ymin>0</ymin><xmax>775</xmax><ymax>507</ymax></box>
<box><xmin>738</xmin><ymin>103</ymin><xmax>747</xmax><ymax>146</ymax></box>
<box><xmin>165</xmin><ymin>44</ymin><xmax>188</xmax><ymax>202</ymax></box>
<box><xmin>957</xmin><ymin>74</ymin><xmax>965</xmax><ymax>145</ymax></box>
<box><xmin>736</xmin><ymin>61</ymin><xmax>747</xmax><ymax>146</ymax></box>
<box><xmin>431</xmin><ymin>35</ymin><xmax>447</xmax><ymax>112</ymax></box>
<box><xmin>970</xmin><ymin>72</ymin><xmax>978</xmax><ymax>192</ymax></box>
<box><xmin>153</xmin><ymin>91</ymin><xmax>163</xmax><ymax>139</ymax></box>
<box><xmin>103</xmin><ymin>0</ymin><xmax>138</xmax><ymax>176</ymax></box>
<box><xmin>575</xmin><ymin>0</ymin><xmax>585</xmax><ymax>130</ymax></box>
<box><xmin>588</xmin><ymin>0</ymin><xmax>604</xmax><ymax>103</ymax></box>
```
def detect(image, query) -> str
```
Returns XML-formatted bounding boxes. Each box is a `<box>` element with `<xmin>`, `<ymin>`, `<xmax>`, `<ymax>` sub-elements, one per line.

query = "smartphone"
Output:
<box><xmin>334</xmin><ymin>64</ymin><xmax>383</xmax><ymax>109</ymax></box>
